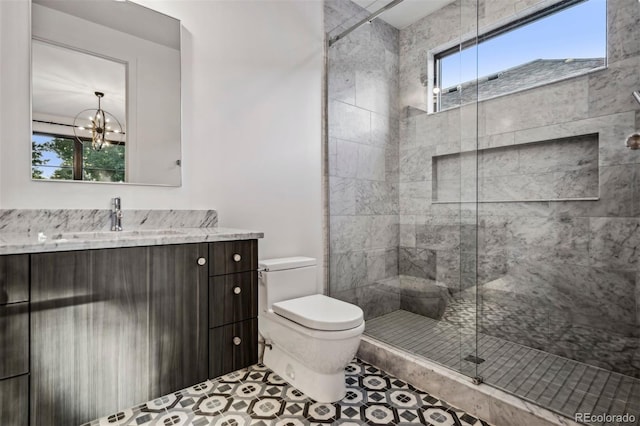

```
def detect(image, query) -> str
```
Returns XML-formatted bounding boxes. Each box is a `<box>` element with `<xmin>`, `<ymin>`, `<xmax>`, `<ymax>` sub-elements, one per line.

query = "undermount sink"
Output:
<box><xmin>51</xmin><ymin>229</ymin><xmax>185</xmax><ymax>240</ymax></box>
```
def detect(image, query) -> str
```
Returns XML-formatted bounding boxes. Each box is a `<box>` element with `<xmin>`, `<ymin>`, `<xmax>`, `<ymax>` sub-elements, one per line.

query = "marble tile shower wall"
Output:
<box><xmin>398</xmin><ymin>0</ymin><xmax>640</xmax><ymax>376</ymax></box>
<box><xmin>325</xmin><ymin>0</ymin><xmax>401</xmax><ymax>319</ymax></box>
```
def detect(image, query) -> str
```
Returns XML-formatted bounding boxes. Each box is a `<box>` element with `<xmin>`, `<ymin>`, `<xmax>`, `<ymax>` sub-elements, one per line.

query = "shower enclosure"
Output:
<box><xmin>325</xmin><ymin>0</ymin><xmax>639</xmax><ymax>424</ymax></box>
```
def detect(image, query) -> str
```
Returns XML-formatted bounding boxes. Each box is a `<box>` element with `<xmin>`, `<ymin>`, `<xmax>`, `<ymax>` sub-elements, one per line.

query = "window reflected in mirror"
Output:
<box><xmin>32</xmin><ymin>133</ymin><xmax>125</xmax><ymax>182</ymax></box>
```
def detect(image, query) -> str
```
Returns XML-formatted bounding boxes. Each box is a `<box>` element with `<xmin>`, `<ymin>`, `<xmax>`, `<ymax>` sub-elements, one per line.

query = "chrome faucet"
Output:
<box><xmin>111</xmin><ymin>197</ymin><xmax>123</xmax><ymax>231</ymax></box>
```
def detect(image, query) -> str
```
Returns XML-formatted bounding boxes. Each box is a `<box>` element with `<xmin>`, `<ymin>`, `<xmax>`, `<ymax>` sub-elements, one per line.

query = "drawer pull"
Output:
<box><xmin>197</xmin><ymin>257</ymin><xmax>207</xmax><ymax>266</ymax></box>
<box><xmin>233</xmin><ymin>286</ymin><xmax>242</xmax><ymax>295</ymax></box>
<box><xmin>232</xmin><ymin>254</ymin><xmax>242</xmax><ymax>262</ymax></box>
<box><xmin>233</xmin><ymin>337</ymin><xmax>242</xmax><ymax>346</ymax></box>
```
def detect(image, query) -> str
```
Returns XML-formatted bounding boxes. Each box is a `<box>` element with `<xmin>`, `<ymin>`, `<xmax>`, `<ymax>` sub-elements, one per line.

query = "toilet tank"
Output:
<box><xmin>259</xmin><ymin>257</ymin><xmax>317</xmax><ymax>312</ymax></box>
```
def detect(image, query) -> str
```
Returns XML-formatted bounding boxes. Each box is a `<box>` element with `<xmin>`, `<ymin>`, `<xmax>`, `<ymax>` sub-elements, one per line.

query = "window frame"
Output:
<box><xmin>432</xmin><ymin>0</ymin><xmax>605</xmax><ymax>113</ymax></box>
<box><xmin>32</xmin><ymin>131</ymin><xmax>125</xmax><ymax>181</ymax></box>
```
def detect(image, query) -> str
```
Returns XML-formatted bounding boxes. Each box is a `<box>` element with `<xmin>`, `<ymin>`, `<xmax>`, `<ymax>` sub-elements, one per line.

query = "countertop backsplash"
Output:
<box><xmin>0</xmin><ymin>209</ymin><xmax>218</xmax><ymax>234</ymax></box>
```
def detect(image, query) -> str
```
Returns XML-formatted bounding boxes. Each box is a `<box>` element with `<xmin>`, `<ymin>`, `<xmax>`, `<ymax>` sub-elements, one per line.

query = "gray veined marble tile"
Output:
<box><xmin>399</xmin><ymin>181</ymin><xmax>431</xmax><ymax>215</ymax></box>
<box><xmin>371</xmin><ymin>111</ymin><xmax>399</xmax><ymax>148</ymax></box>
<box><xmin>369</xmin><ymin>215</ymin><xmax>399</xmax><ymax>250</ymax></box>
<box><xmin>323</xmin><ymin>0</ymin><xmax>368</xmax><ymax>35</ymax></box>
<box><xmin>330</xmin><ymin>215</ymin><xmax>371</xmax><ymax>254</ymax></box>
<box><xmin>505</xmin><ymin>216</ymin><xmax>590</xmax><ymax>267</ymax></box>
<box><xmin>329</xmin><ymin>176</ymin><xmax>356</xmax><ymax>216</ymax></box>
<box><xmin>483</xmin><ymin>260</ymin><xmax>637</xmax><ymax>336</ymax></box>
<box><xmin>400</xmin><ymin>216</ymin><xmax>416</xmax><ymax>248</ymax></box>
<box><xmin>328</xmin><ymin>137</ymin><xmax>337</xmax><ymax>177</ymax></box>
<box><xmin>435</xmin><ymin>248</ymin><xmax>462</xmax><ymax>289</ymax></box>
<box><xmin>597</xmin><ymin>112</ymin><xmax>639</xmax><ymax>167</ymax></box>
<box><xmin>479</xmin><ymin>174</ymin><xmax>547</xmax><ymax>201</ymax></box>
<box><xmin>589</xmin><ymin>217</ymin><xmax>640</xmax><ymax>270</ymax></box>
<box><xmin>366</xmin><ymin>248</ymin><xmax>387</xmax><ymax>283</ymax></box>
<box><xmin>329</xmin><ymin>250</ymin><xmax>367</xmax><ymax>292</ymax></box>
<box><xmin>596</xmin><ymin>164</ymin><xmax>636</xmax><ymax>216</ymax></box>
<box><xmin>434</xmin><ymin>178</ymin><xmax>462</xmax><ymax>203</ymax></box>
<box><xmin>370</xmin><ymin>17</ymin><xmax>399</xmax><ymax>57</ymax></box>
<box><xmin>0</xmin><ymin>209</ymin><xmax>218</xmax><ymax>234</ymax></box>
<box><xmin>399</xmin><ymin>146</ymin><xmax>434</xmax><ymax>183</ymax></box>
<box><xmin>399</xmin><ymin>116</ymin><xmax>417</xmax><ymax>149</ymax></box>
<box><xmin>588</xmin><ymin>57</ymin><xmax>640</xmax><ymax>118</ymax></box>
<box><xmin>607</xmin><ymin>0</ymin><xmax>640</xmax><ymax>64</ymax></box>
<box><xmin>548</xmin><ymin>164</ymin><xmax>636</xmax><ymax>218</ymax></box>
<box><xmin>356</xmin><ymin>144</ymin><xmax>386</xmax><ymax>181</ymax></box>
<box><xmin>385</xmin><ymin>143</ymin><xmax>400</xmax><ymax>182</ymax></box>
<box><xmin>483</xmin><ymin>76</ymin><xmax>590</xmax><ymax>135</ymax></box>
<box><xmin>355</xmin><ymin>180</ymin><xmax>398</xmax><ymax>215</ymax></box>
<box><xmin>415</xmin><ymin>111</ymin><xmax>446</xmax><ymax>147</ymax></box>
<box><xmin>416</xmin><ymin>223</ymin><xmax>461</xmax><ymax>251</ymax></box>
<box><xmin>385</xmin><ymin>247</ymin><xmax>399</xmax><ymax>278</ymax></box>
<box><xmin>356</xmin><ymin>69</ymin><xmax>394</xmax><ymax>117</ymax></box>
<box><xmin>516</xmin><ymin>135</ymin><xmax>598</xmax><ymax>175</ymax></box>
<box><xmin>398</xmin><ymin>246</ymin><xmax>437</xmax><ymax>281</ymax></box>
<box><xmin>476</xmin><ymin>201</ymin><xmax>551</xmax><ymax>218</ymax></box>
<box><xmin>335</xmin><ymin>138</ymin><xmax>360</xmax><ymax>178</ymax></box>
<box><xmin>634</xmin><ymin>170</ymin><xmax>640</xmax><ymax>218</ymax></box>
<box><xmin>328</xmin><ymin>60</ymin><xmax>356</xmax><ymax>105</ymax></box>
<box><xmin>636</xmin><ymin>271</ymin><xmax>640</xmax><ymax>330</ymax></box>
<box><xmin>459</xmin><ymin>103</ymin><xmax>480</xmax><ymax>140</ymax></box>
<box><xmin>434</xmin><ymin>153</ymin><xmax>462</xmax><ymax>181</ymax></box>
<box><xmin>328</xmin><ymin>100</ymin><xmax>370</xmax><ymax>144</ymax></box>
<box><xmin>478</xmin><ymin>146</ymin><xmax>520</xmax><ymax>178</ymax></box>
<box><xmin>477</xmin><ymin>217</ymin><xmax>508</xmax><ymax>253</ymax></box>
<box><xmin>551</xmin><ymin>169</ymin><xmax>599</xmax><ymax>199</ymax></box>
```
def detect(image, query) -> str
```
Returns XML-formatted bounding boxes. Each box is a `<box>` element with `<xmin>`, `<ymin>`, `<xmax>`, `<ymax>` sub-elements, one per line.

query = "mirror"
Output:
<box><xmin>31</xmin><ymin>0</ymin><xmax>181</xmax><ymax>186</ymax></box>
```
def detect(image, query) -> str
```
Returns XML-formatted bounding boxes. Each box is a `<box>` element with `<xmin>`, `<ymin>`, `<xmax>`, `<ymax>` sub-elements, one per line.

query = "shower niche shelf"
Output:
<box><xmin>432</xmin><ymin>133</ymin><xmax>599</xmax><ymax>203</ymax></box>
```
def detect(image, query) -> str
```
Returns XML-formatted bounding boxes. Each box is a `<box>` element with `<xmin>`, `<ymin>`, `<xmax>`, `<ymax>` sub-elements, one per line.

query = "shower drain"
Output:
<box><xmin>463</xmin><ymin>354</ymin><xmax>486</xmax><ymax>364</ymax></box>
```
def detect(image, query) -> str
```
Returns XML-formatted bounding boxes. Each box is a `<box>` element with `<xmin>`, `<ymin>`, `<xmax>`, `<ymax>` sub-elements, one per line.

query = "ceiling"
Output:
<box><xmin>350</xmin><ymin>0</ymin><xmax>455</xmax><ymax>29</ymax></box>
<box><xmin>32</xmin><ymin>40</ymin><xmax>126</xmax><ymax>125</ymax></box>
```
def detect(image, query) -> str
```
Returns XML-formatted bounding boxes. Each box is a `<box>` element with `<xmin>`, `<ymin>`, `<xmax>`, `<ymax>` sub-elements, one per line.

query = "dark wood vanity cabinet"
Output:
<box><xmin>0</xmin><ymin>375</ymin><xmax>29</xmax><ymax>425</ymax></box>
<box><xmin>30</xmin><ymin>244</ymin><xmax>209</xmax><ymax>426</ymax></box>
<box><xmin>208</xmin><ymin>240</ymin><xmax>259</xmax><ymax>377</ymax></box>
<box><xmin>0</xmin><ymin>255</ymin><xmax>30</xmax><ymax>425</ymax></box>
<box><xmin>0</xmin><ymin>239</ymin><xmax>258</xmax><ymax>426</ymax></box>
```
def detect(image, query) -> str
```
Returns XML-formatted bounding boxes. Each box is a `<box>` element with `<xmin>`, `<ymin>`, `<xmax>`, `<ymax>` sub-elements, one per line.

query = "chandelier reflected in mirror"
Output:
<box><xmin>73</xmin><ymin>91</ymin><xmax>124</xmax><ymax>151</ymax></box>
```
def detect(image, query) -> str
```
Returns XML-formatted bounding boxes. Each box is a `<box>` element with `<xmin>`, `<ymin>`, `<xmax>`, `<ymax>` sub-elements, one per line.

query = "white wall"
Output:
<box><xmin>0</xmin><ymin>0</ymin><xmax>325</xmax><ymax>287</ymax></box>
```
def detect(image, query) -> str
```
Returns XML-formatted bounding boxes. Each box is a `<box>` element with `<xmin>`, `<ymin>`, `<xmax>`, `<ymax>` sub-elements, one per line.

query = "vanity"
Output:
<box><xmin>0</xmin><ymin>0</ymin><xmax>267</xmax><ymax>422</ymax></box>
<box><xmin>0</xmin><ymin>211</ymin><xmax>263</xmax><ymax>426</ymax></box>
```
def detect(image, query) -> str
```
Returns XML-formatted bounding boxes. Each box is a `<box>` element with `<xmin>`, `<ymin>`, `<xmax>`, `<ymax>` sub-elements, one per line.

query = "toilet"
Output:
<box><xmin>258</xmin><ymin>257</ymin><xmax>365</xmax><ymax>402</ymax></box>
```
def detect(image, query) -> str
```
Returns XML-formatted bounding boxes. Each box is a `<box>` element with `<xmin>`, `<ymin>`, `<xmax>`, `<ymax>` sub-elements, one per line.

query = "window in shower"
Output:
<box><xmin>433</xmin><ymin>0</ymin><xmax>606</xmax><ymax>111</ymax></box>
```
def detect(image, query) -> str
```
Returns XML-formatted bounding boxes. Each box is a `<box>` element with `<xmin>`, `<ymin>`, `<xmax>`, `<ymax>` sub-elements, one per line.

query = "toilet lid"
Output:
<box><xmin>272</xmin><ymin>294</ymin><xmax>364</xmax><ymax>331</ymax></box>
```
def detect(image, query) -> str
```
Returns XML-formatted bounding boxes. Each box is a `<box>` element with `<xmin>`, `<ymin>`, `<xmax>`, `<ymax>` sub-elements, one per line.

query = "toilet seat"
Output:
<box><xmin>272</xmin><ymin>294</ymin><xmax>363</xmax><ymax>331</ymax></box>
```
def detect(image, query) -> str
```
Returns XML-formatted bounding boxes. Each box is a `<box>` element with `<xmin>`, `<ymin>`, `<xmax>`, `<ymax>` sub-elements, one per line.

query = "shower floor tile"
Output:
<box><xmin>82</xmin><ymin>358</ymin><xmax>492</xmax><ymax>426</ymax></box>
<box><xmin>366</xmin><ymin>310</ymin><xmax>640</xmax><ymax>426</ymax></box>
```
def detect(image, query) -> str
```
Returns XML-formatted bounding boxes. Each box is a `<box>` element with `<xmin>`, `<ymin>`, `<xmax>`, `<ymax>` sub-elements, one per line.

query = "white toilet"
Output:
<box><xmin>258</xmin><ymin>257</ymin><xmax>365</xmax><ymax>402</ymax></box>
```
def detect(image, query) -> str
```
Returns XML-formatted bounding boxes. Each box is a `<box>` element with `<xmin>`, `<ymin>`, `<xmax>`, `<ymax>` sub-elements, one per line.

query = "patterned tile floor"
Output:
<box><xmin>83</xmin><ymin>359</ymin><xmax>492</xmax><ymax>426</ymax></box>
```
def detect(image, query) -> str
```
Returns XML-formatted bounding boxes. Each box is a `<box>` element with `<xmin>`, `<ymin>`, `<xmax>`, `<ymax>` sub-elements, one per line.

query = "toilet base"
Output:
<box><xmin>263</xmin><ymin>344</ymin><xmax>347</xmax><ymax>403</ymax></box>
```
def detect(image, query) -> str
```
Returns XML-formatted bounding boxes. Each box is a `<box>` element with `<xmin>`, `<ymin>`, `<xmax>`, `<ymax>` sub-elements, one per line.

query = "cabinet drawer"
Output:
<box><xmin>209</xmin><ymin>240</ymin><xmax>257</xmax><ymax>276</ymax></box>
<box><xmin>0</xmin><ymin>255</ymin><xmax>29</xmax><ymax>305</ymax></box>
<box><xmin>0</xmin><ymin>375</ymin><xmax>28</xmax><ymax>426</ymax></box>
<box><xmin>209</xmin><ymin>319</ymin><xmax>258</xmax><ymax>378</ymax></box>
<box><xmin>209</xmin><ymin>272</ymin><xmax>257</xmax><ymax>328</ymax></box>
<box><xmin>0</xmin><ymin>302</ymin><xmax>29</xmax><ymax>380</ymax></box>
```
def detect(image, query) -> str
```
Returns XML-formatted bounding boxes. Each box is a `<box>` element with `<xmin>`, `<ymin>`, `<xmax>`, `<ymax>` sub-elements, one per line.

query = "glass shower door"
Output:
<box><xmin>475</xmin><ymin>0</ymin><xmax>640</xmax><ymax>423</ymax></box>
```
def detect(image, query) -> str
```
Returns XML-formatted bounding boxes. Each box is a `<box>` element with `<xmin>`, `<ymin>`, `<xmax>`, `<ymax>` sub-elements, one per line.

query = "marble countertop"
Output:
<box><xmin>0</xmin><ymin>227</ymin><xmax>264</xmax><ymax>255</ymax></box>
